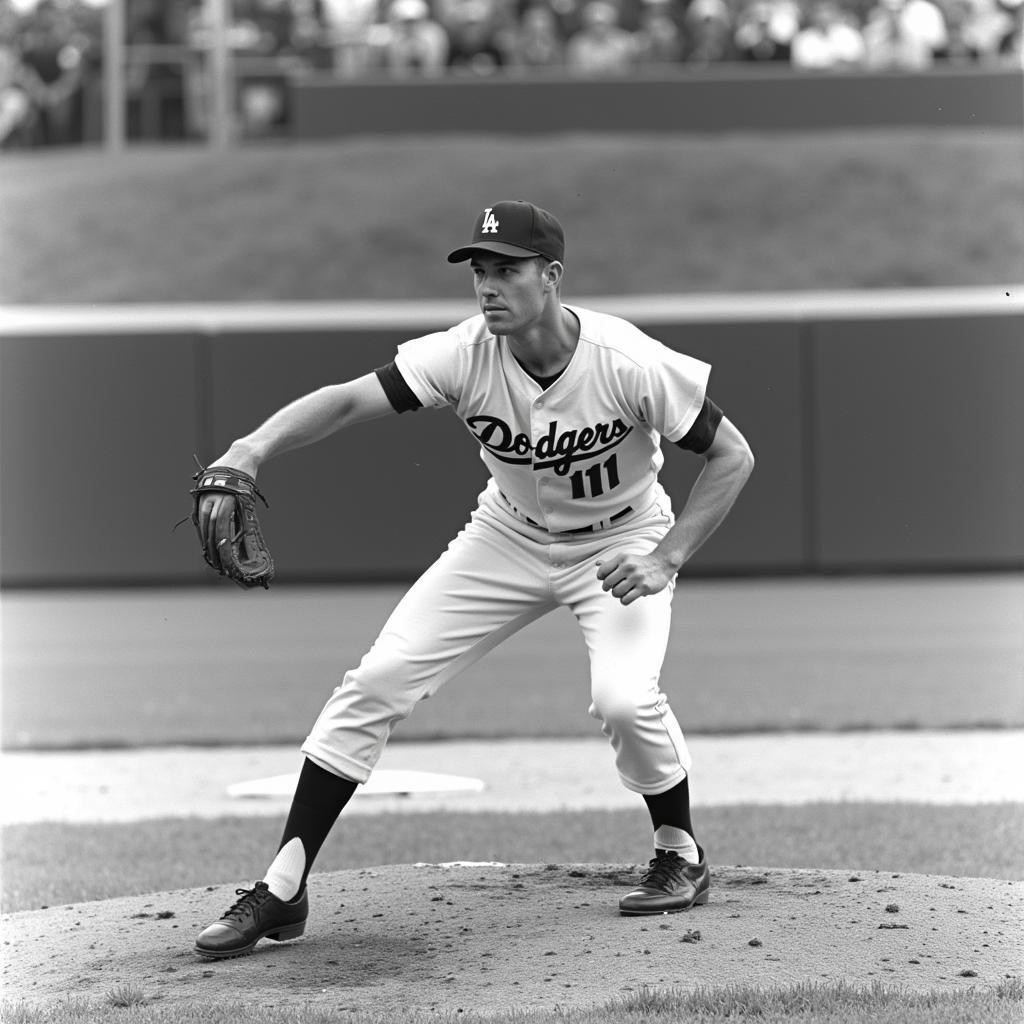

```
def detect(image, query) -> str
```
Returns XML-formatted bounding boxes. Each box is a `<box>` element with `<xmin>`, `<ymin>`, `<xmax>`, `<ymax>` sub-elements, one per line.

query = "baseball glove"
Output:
<box><xmin>189</xmin><ymin>464</ymin><xmax>275</xmax><ymax>589</ymax></box>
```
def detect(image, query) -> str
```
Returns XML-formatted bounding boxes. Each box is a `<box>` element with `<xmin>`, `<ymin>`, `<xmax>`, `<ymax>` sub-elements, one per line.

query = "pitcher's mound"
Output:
<box><xmin>3</xmin><ymin>863</ymin><xmax>1021</xmax><ymax>1016</ymax></box>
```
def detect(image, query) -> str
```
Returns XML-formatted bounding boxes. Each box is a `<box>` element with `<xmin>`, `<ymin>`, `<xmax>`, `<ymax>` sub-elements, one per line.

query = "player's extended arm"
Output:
<box><xmin>598</xmin><ymin>417</ymin><xmax>754</xmax><ymax>605</ymax></box>
<box><xmin>186</xmin><ymin>373</ymin><xmax>395</xmax><ymax>588</ymax></box>
<box><xmin>212</xmin><ymin>373</ymin><xmax>396</xmax><ymax>477</ymax></box>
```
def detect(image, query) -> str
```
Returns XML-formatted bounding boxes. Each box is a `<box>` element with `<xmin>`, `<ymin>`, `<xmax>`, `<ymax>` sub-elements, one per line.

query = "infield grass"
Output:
<box><xmin>5</xmin><ymin>803</ymin><xmax>1023</xmax><ymax>912</ymax></box>
<box><xmin>1</xmin><ymin>129</ymin><xmax>1021</xmax><ymax>304</ymax></box>
<box><xmin>2</xmin><ymin>978</ymin><xmax>1022</xmax><ymax>1023</ymax></box>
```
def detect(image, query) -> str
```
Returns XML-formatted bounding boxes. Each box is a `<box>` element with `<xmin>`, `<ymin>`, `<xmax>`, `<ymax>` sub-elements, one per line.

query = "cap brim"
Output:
<box><xmin>447</xmin><ymin>241</ymin><xmax>546</xmax><ymax>263</ymax></box>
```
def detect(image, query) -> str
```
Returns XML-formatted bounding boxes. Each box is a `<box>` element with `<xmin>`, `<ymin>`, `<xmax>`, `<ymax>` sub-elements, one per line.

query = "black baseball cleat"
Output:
<box><xmin>619</xmin><ymin>847</ymin><xmax>711</xmax><ymax>915</ymax></box>
<box><xmin>194</xmin><ymin>881</ymin><xmax>308</xmax><ymax>959</ymax></box>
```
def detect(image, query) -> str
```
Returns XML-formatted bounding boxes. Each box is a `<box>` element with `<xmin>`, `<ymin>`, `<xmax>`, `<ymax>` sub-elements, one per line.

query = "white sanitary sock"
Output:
<box><xmin>262</xmin><ymin>837</ymin><xmax>306</xmax><ymax>901</ymax></box>
<box><xmin>653</xmin><ymin>824</ymin><xmax>700</xmax><ymax>864</ymax></box>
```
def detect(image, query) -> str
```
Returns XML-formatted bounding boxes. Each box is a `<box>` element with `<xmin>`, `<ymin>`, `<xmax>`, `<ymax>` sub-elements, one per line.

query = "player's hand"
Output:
<box><xmin>596</xmin><ymin>552</ymin><xmax>675</xmax><ymax>606</ymax></box>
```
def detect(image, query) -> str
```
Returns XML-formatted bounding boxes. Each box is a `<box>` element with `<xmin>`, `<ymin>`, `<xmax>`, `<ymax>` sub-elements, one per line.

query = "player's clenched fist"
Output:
<box><xmin>596</xmin><ymin>552</ymin><xmax>675</xmax><ymax>606</ymax></box>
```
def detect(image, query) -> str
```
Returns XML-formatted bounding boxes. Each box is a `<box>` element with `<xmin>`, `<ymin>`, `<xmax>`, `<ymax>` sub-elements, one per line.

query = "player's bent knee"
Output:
<box><xmin>588</xmin><ymin>690</ymin><xmax>648</xmax><ymax>734</ymax></box>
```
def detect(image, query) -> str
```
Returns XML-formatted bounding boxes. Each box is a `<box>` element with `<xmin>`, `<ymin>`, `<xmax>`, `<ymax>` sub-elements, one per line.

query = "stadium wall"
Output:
<box><xmin>1</xmin><ymin>289</ymin><xmax>1021</xmax><ymax>587</ymax></box>
<box><xmin>288</xmin><ymin>67</ymin><xmax>1022</xmax><ymax>138</ymax></box>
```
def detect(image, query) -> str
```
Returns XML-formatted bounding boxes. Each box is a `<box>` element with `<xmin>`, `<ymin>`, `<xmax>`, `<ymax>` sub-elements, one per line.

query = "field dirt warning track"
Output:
<box><xmin>3</xmin><ymin>863</ymin><xmax>1022</xmax><ymax>1016</ymax></box>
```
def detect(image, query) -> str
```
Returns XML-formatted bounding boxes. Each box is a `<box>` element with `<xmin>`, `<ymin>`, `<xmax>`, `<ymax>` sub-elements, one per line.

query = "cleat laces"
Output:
<box><xmin>639</xmin><ymin>851</ymin><xmax>685</xmax><ymax>891</ymax></box>
<box><xmin>221</xmin><ymin>882</ymin><xmax>273</xmax><ymax>922</ymax></box>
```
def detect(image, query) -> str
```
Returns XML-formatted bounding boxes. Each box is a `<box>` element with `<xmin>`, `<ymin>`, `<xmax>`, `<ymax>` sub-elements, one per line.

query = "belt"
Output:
<box><xmin>500</xmin><ymin>492</ymin><xmax>633</xmax><ymax>535</ymax></box>
<box><xmin>558</xmin><ymin>505</ymin><xmax>635</xmax><ymax>535</ymax></box>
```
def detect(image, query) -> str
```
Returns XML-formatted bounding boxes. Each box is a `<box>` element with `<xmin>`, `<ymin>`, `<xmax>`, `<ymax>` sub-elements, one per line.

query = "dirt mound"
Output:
<box><xmin>3</xmin><ymin>863</ymin><xmax>1021</xmax><ymax>1016</ymax></box>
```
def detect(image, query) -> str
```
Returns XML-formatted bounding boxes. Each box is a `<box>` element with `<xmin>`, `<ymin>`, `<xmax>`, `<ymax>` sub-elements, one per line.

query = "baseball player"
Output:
<box><xmin>192</xmin><ymin>200</ymin><xmax>754</xmax><ymax>958</ymax></box>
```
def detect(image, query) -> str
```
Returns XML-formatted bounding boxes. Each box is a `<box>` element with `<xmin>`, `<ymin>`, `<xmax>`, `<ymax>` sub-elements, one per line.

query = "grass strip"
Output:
<box><xmin>2</xmin><ymin>978</ymin><xmax>1022</xmax><ymax>1023</ymax></box>
<box><xmin>4</xmin><ymin>803</ymin><xmax>1022</xmax><ymax>913</ymax></box>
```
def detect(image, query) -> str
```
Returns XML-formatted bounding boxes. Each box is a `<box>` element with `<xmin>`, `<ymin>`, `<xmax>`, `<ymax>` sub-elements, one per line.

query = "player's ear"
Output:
<box><xmin>543</xmin><ymin>259</ymin><xmax>564</xmax><ymax>291</ymax></box>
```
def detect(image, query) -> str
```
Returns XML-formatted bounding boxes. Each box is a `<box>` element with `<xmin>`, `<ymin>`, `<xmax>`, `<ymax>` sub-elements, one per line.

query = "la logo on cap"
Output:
<box><xmin>481</xmin><ymin>208</ymin><xmax>500</xmax><ymax>235</ymax></box>
<box><xmin>446</xmin><ymin>200</ymin><xmax>565</xmax><ymax>264</ymax></box>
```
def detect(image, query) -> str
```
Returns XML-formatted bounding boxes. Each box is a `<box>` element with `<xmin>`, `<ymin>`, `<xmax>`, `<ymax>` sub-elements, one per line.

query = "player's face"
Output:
<box><xmin>470</xmin><ymin>254</ymin><xmax>552</xmax><ymax>334</ymax></box>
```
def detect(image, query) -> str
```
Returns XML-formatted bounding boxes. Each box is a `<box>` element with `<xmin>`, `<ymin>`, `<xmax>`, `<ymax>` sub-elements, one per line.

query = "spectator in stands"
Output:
<box><xmin>862</xmin><ymin>0</ymin><xmax>947</xmax><ymax>68</ymax></box>
<box><xmin>319</xmin><ymin>0</ymin><xmax>381</xmax><ymax>76</ymax></box>
<box><xmin>224</xmin><ymin>1</ymin><xmax>289</xmax><ymax>134</ymax></box>
<box><xmin>548</xmin><ymin>0</ymin><xmax>588</xmax><ymax>41</ymax></box>
<box><xmin>17</xmin><ymin>0</ymin><xmax>88</xmax><ymax>145</ymax></box>
<box><xmin>935</xmin><ymin>0</ymin><xmax>1012</xmax><ymax>59</ymax></box>
<box><xmin>445</xmin><ymin>0</ymin><xmax>508</xmax><ymax>72</ymax></box>
<box><xmin>733</xmin><ymin>0</ymin><xmax>799</xmax><ymax>61</ymax></box>
<box><xmin>434</xmin><ymin>0</ymin><xmax>502</xmax><ymax>27</ymax></box>
<box><xmin>995</xmin><ymin>0</ymin><xmax>1022</xmax><ymax>60</ymax></box>
<box><xmin>232</xmin><ymin>0</ymin><xmax>293</xmax><ymax>53</ymax></box>
<box><xmin>0</xmin><ymin>38</ymin><xmax>33</xmax><ymax>148</ymax></box>
<box><xmin>633</xmin><ymin>0</ymin><xmax>686</xmax><ymax>63</ymax></box>
<box><xmin>370</xmin><ymin>0</ymin><xmax>449</xmax><ymax>74</ymax></box>
<box><xmin>504</xmin><ymin>2</ymin><xmax>566</xmax><ymax>68</ymax></box>
<box><xmin>933</xmin><ymin>0</ymin><xmax>986</xmax><ymax>58</ymax></box>
<box><xmin>683</xmin><ymin>0</ymin><xmax>737</xmax><ymax>62</ymax></box>
<box><xmin>290</xmin><ymin>0</ymin><xmax>331</xmax><ymax>53</ymax></box>
<box><xmin>1</xmin><ymin>2</ymin><xmax>29</xmax><ymax>146</ymax></box>
<box><xmin>566</xmin><ymin>0</ymin><xmax>638</xmax><ymax>73</ymax></box>
<box><xmin>790</xmin><ymin>0</ymin><xmax>867</xmax><ymax>67</ymax></box>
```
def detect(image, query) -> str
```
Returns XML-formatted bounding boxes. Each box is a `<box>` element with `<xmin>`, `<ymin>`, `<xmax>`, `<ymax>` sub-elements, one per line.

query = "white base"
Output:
<box><xmin>227</xmin><ymin>769</ymin><xmax>486</xmax><ymax>800</ymax></box>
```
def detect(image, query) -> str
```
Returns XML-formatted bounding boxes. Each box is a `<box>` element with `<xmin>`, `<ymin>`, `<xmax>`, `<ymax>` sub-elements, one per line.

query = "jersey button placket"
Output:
<box><xmin>532</xmin><ymin>399</ymin><xmax>547</xmax><ymax>529</ymax></box>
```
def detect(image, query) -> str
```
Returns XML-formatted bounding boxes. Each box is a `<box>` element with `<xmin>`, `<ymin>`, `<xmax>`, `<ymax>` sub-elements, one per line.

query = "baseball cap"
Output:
<box><xmin>447</xmin><ymin>201</ymin><xmax>565</xmax><ymax>264</ymax></box>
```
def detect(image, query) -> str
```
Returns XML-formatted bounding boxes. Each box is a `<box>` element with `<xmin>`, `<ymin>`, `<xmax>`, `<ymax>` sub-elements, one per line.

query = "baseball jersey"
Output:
<box><xmin>390</xmin><ymin>304</ymin><xmax>712</xmax><ymax>533</ymax></box>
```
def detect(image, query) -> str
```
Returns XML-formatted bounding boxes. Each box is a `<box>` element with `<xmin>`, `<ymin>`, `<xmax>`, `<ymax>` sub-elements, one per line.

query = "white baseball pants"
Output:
<box><xmin>301</xmin><ymin>481</ymin><xmax>692</xmax><ymax>795</ymax></box>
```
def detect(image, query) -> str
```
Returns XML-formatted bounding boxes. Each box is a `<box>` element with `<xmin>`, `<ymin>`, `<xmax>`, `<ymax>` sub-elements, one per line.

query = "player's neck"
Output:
<box><xmin>505</xmin><ymin>305</ymin><xmax>579</xmax><ymax>378</ymax></box>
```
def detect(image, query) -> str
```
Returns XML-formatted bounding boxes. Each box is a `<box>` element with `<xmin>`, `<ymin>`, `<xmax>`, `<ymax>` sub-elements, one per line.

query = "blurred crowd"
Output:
<box><xmin>2</xmin><ymin>0</ymin><xmax>1022</xmax><ymax>145</ymax></box>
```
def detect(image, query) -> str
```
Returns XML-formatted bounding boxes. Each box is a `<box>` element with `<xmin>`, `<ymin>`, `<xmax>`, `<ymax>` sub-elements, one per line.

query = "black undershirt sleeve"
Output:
<box><xmin>675</xmin><ymin>396</ymin><xmax>724</xmax><ymax>454</ymax></box>
<box><xmin>374</xmin><ymin>361</ymin><xmax>423</xmax><ymax>414</ymax></box>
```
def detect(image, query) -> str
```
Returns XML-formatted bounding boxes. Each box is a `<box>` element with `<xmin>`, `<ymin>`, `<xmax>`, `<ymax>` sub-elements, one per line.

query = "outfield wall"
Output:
<box><xmin>289</xmin><ymin>67</ymin><xmax>1023</xmax><ymax>138</ymax></box>
<box><xmin>1</xmin><ymin>288</ymin><xmax>1021</xmax><ymax>587</ymax></box>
